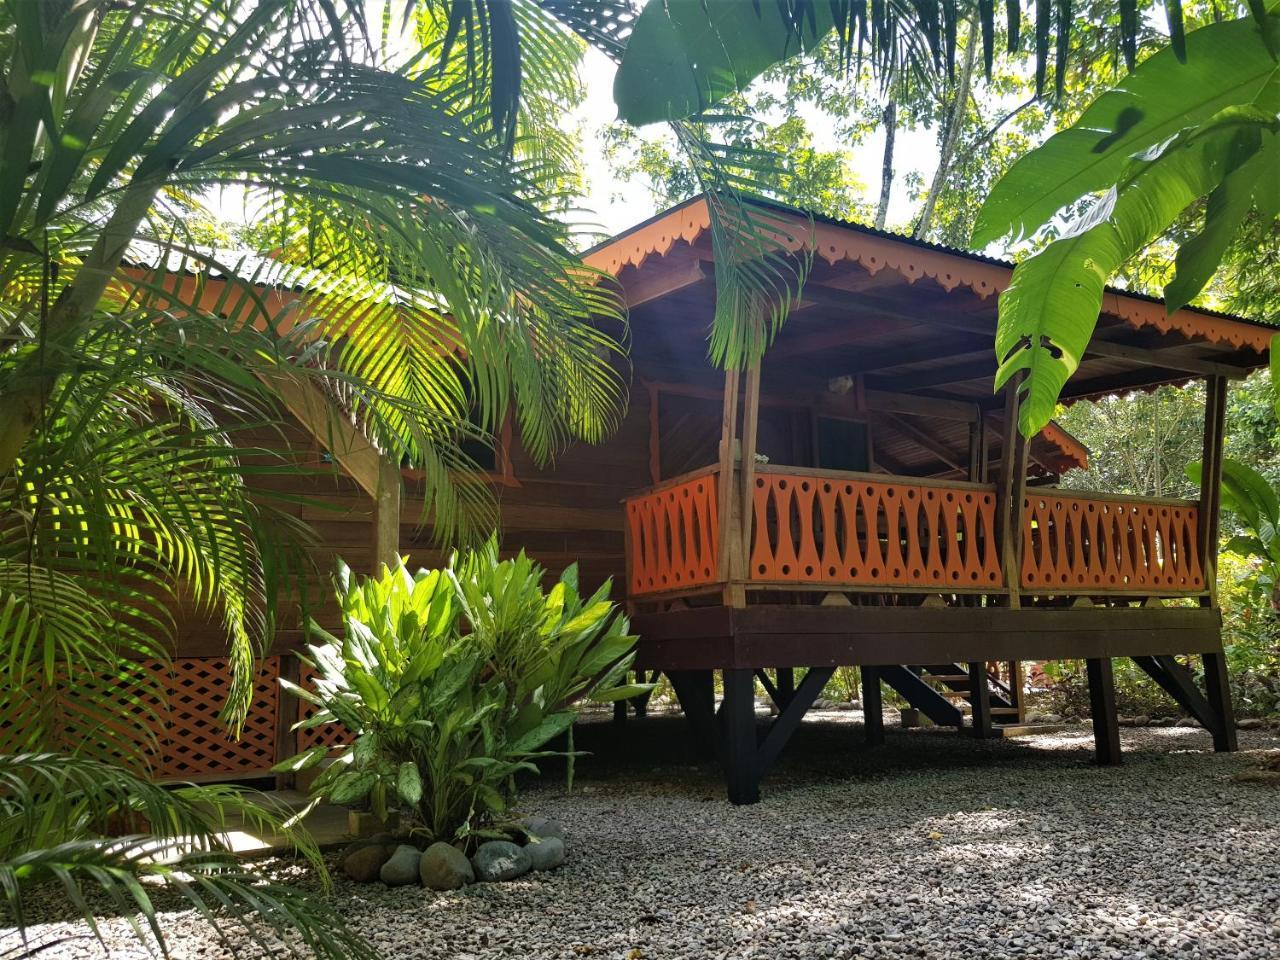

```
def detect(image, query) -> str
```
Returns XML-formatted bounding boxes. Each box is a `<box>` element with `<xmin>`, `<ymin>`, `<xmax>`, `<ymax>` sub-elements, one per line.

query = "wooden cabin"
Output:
<box><xmin>150</xmin><ymin>196</ymin><xmax>1274</xmax><ymax>801</ymax></box>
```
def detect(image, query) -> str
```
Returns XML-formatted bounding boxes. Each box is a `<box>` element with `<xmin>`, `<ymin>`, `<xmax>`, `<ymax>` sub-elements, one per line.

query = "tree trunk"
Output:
<box><xmin>875</xmin><ymin>100</ymin><xmax>896</xmax><ymax>231</ymax></box>
<box><xmin>914</xmin><ymin>17</ymin><xmax>979</xmax><ymax>241</ymax></box>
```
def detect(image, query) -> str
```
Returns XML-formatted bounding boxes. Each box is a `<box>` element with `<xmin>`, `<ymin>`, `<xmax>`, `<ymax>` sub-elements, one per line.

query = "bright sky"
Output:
<box><xmin>208</xmin><ymin>24</ymin><xmax>943</xmax><ymax>246</ymax></box>
<box><xmin>567</xmin><ymin>46</ymin><xmax>941</xmax><ymax>240</ymax></box>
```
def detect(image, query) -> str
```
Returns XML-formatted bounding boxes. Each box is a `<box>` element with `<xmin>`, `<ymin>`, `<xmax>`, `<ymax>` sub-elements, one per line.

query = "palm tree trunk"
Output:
<box><xmin>914</xmin><ymin>17</ymin><xmax>979</xmax><ymax>240</ymax></box>
<box><xmin>875</xmin><ymin>100</ymin><xmax>897</xmax><ymax>230</ymax></box>
<box><xmin>0</xmin><ymin>176</ymin><xmax>165</xmax><ymax>477</ymax></box>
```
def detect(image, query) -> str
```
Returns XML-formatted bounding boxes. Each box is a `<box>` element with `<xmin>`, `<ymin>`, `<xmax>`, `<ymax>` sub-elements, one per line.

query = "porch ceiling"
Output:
<box><xmin>598</xmin><ymin>196</ymin><xmax>1273</xmax><ymax>410</ymax></box>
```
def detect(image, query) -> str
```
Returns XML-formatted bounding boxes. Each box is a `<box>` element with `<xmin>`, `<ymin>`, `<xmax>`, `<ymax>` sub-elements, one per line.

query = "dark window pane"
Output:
<box><xmin>816</xmin><ymin>417</ymin><xmax>868</xmax><ymax>472</ymax></box>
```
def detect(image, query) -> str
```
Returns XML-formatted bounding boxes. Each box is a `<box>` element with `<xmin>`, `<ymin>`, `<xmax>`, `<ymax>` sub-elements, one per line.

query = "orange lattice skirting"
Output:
<box><xmin>109</xmin><ymin>656</ymin><xmax>352</xmax><ymax>782</ymax></box>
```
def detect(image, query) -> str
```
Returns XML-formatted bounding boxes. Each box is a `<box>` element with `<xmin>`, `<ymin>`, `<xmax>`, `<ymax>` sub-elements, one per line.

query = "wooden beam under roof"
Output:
<box><xmin>769</xmin><ymin>331</ymin><xmax>989</xmax><ymax>375</ymax></box>
<box><xmin>876</xmin><ymin>412</ymin><xmax>968</xmax><ymax>473</ymax></box>
<box><xmin>260</xmin><ymin>369</ymin><xmax>387</xmax><ymax>501</ymax></box>
<box><xmin>803</xmin><ymin>280</ymin><xmax>1254</xmax><ymax>380</ymax></box>
<box><xmin>621</xmin><ymin>257</ymin><xmax>708</xmax><ymax>309</ymax></box>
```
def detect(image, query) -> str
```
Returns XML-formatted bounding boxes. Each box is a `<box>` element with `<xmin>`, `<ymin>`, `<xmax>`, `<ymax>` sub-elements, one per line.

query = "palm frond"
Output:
<box><xmin>0</xmin><ymin>753</ymin><xmax>363</xmax><ymax>960</ymax></box>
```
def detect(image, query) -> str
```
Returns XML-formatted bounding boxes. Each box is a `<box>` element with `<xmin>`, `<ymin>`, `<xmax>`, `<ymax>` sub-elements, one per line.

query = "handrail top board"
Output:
<box><xmin>753</xmin><ymin>463</ymin><xmax>998</xmax><ymax>494</ymax></box>
<box><xmin>1026</xmin><ymin>487</ymin><xmax>1199</xmax><ymax>509</ymax></box>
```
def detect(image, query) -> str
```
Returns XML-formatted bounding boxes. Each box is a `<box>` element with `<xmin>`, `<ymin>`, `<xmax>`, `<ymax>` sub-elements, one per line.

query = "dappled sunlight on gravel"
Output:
<box><xmin>15</xmin><ymin>716</ymin><xmax>1280</xmax><ymax>959</ymax></box>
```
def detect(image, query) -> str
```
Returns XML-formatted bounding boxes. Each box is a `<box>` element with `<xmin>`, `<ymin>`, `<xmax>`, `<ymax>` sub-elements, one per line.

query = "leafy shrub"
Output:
<box><xmin>279</xmin><ymin>543</ymin><xmax>640</xmax><ymax>846</ymax></box>
<box><xmin>1037</xmin><ymin>658</ymin><xmax>1181</xmax><ymax>719</ymax></box>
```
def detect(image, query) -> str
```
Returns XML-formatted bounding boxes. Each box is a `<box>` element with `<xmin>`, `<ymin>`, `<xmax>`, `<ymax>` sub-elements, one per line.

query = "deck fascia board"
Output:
<box><xmin>633</xmin><ymin>605</ymin><xmax>1222</xmax><ymax>670</ymax></box>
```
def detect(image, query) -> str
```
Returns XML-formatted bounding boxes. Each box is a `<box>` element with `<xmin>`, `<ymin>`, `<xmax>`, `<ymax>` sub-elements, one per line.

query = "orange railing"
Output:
<box><xmin>623</xmin><ymin>466</ymin><xmax>1208</xmax><ymax>600</ymax></box>
<box><xmin>749</xmin><ymin>467</ymin><xmax>1003</xmax><ymax>590</ymax></box>
<box><xmin>1021</xmin><ymin>490</ymin><xmax>1204</xmax><ymax>594</ymax></box>
<box><xmin>625</xmin><ymin>466</ymin><xmax>721</xmax><ymax>597</ymax></box>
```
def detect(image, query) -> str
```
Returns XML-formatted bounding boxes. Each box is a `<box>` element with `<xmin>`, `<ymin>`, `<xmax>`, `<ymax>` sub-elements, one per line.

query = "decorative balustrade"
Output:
<box><xmin>1021</xmin><ymin>491</ymin><xmax>1204</xmax><ymax>594</ymax></box>
<box><xmin>625</xmin><ymin>466</ymin><xmax>721</xmax><ymax>597</ymax></box>
<box><xmin>623</xmin><ymin>466</ymin><xmax>1208</xmax><ymax>600</ymax></box>
<box><xmin>748</xmin><ymin>468</ymin><xmax>1002</xmax><ymax>590</ymax></box>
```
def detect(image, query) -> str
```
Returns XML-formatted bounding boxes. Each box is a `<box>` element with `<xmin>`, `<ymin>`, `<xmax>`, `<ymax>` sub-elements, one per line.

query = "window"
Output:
<box><xmin>815</xmin><ymin>416</ymin><xmax>870</xmax><ymax>472</ymax></box>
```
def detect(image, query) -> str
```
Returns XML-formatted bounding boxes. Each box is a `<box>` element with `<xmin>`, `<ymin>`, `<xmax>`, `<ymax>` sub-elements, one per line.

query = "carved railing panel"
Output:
<box><xmin>1020</xmin><ymin>492</ymin><xmax>1204</xmax><ymax>594</ymax></box>
<box><xmin>748</xmin><ymin>471</ymin><xmax>1002</xmax><ymax>590</ymax></box>
<box><xmin>625</xmin><ymin>468</ymin><xmax>720</xmax><ymax>596</ymax></box>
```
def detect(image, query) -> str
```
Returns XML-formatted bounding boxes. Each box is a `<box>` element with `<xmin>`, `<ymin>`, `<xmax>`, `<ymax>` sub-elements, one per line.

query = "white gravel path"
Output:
<box><xmin>13</xmin><ymin>713</ymin><xmax>1280</xmax><ymax>960</ymax></box>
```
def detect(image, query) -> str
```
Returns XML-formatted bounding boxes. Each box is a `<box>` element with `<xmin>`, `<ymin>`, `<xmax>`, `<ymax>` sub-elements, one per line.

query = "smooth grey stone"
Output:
<box><xmin>519</xmin><ymin>816</ymin><xmax>566</xmax><ymax>841</ymax></box>
<box><xmin>343</xmin><ymin>843</ymin><xmax>392</xmax><ymax>883</ymax></box>
<box><xmin>523</xmin><ymin>836</ymin><xmax>566</xmax><ymax>871</ymax></box>
<box><xmin>471</xmin><ymin>840</ymin><xmax>531</xmax><ymax>882</ymax></box>
<box><xmin>420</xmin><ymin>842</ymin><xmax>474</xmax><ymax>890</ymax></box>
<box><xmin>380</xmin><ymin>844</ymin><xmax>422</xmax><ymax>886</ymax></box>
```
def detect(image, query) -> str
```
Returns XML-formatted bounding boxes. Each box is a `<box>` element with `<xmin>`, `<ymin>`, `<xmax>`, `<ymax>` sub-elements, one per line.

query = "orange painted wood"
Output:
<box><xmin>1020</xmin><ymin>491</ymin><xmax>1204</xmax><ymax>594</ymax></box>
<box><xmin>748</xmin><ymin>472</ymin><xmax>1002</xmax><ymax>589</ymax></box>
<box><xmin>149</xmin><ymin>657</ymin><xmax>281</xmax><ymax>780</ymax></box>
<box><xmin>625</xmin><ymin>470</ymin><xmax>721</xmax><ymax>596</ymax></box>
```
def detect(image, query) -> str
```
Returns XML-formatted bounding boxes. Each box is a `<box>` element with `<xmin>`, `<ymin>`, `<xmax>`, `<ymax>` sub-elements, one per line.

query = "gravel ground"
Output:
<box><xmin>13</xmin><ymin>711</ymin><xmax>1280</xmax><ymax>960</ymax></box>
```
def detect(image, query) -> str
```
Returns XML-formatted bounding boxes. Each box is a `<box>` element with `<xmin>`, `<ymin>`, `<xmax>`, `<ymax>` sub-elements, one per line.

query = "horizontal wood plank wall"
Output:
<box><xmin>173</xmin><ymin>382</ymin><xmax>655</xmax><ymax>659</ymax></box>
<box><xmin>1021</xmin><ymin>490</ymin><xmax>1204</xmax><ymax>594</ymax></box>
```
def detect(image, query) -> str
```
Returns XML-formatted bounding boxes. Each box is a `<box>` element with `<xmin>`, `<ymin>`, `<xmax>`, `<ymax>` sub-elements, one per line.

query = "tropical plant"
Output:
<box><xmin>279</xmin><ymin>544</ymin><xmax>641</xmax><ymax>846</ymax></box>
<box><xmin>0</xmin><ymin>753</ymin><xmax>370</xmax><ymax>960</ymax></box>
<box><xmin>1</xmin><ymin>0</ymin><xmax>623</xmax><ymax>954</ymax></box>
<box><xmin>526</xmin><ymin>0</ymin><xmax>1207</xmax><ymax>370</ymax></box>
<box><xmin>1189</xmin><ymin>458</ymin><xmax>1280</xmax><ymax>613</ymax></box>
<box><xmin>973</xmin><ymin>7</ymin><xmax>1280</xmax><ymax>436</ymax></box>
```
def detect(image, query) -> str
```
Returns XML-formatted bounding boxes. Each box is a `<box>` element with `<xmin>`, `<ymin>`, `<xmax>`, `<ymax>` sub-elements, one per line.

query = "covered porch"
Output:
<box><xmin>585</xmin><ymin>196</ymin><xmax>1274</xmax><ymax>803</ymax></box>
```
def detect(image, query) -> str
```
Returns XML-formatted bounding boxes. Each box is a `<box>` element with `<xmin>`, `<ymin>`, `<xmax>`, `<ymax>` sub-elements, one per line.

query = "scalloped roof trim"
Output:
<box><xmin>584</xmin><ymin>198</ymin><xmax>1274</xmax><ymax>355</ymax></box>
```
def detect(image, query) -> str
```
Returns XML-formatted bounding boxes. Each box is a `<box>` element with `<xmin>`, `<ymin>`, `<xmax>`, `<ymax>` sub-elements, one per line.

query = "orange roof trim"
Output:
<box><xmin>1041</xmin><ymin>422</ymin><xmax>1089</xmax><ymax>471</ymax></box>
<box><xmin>585</xmin><ymin>197</ymin><xmax>1274</xmax><ymax>355</ymax></box>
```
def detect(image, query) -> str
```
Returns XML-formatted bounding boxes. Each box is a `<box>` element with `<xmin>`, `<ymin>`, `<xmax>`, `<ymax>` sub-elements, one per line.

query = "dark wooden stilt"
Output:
<box><xmin>1132</xmin><ymin>654</ymin><xmax>1222</xmax><ymax>733</ymax></box>
<box><xmin>861</xmin><ymin>665</ymin><xmax>884</xmax><ymax>746</ymax></box>
<box><xmin>632</xmin><ymin>669</ymin><xmax>654</xmax><ymax>718</ymax></box>
<box><xmin>720</xmin><ymin>669</ymin><xmax>760</xmax><ymax>805</ymax></box>
<box><xmin>756</xmin><ymin>666</ymin><xmax>834</xmax><ymax>777</ymax></box>
<box><xmin>968</xmin><ymin>661</ymin><xmax>993</xmax><ymax>738</ymax></box>
<box><xmin>667</xmin><ymin>669</ymin><xmax>718</xmax><ymax>761</ymax></box>
<box><xmin>776</xmin><ymin>668</ymin><xmax>795</xmax><ymax>707</ymax></box>
<box><xmin>613</xmin><ymin>698</ymin><xmax>627</xmax><ymax>725</ymax></box>
<box><xmin>1202</xmin><ymin>652</ymin><xmax>1238</xmax><ymax>752</ymax></box>
<box><xmin>1086</xmin><ymin>657</ymin><xmax>1122</xmax><ymax>766</ymax></box>
<box><xmin>754</xmin><ymin>669</ymin><xmax>781</xmax><ymax>709</ymax></box>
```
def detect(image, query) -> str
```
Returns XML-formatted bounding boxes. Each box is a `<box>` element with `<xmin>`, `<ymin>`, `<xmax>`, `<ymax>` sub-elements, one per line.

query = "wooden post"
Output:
<box><xmin>273</xmin><ymin>653</ymin><xmax>302</xmax><ymax>789</ymax></box>
<box><xmin>861</xmin><ymin>666</ymin><xmax>884</xmax><ymax>746</ymax></box>
<box><xmin>721</xmin><ymin>668</ymin><xmax>760</xmax><ymax>804</ymax></box>
<box><xmin>968</xmin><ymin>661</ymin><xmax>993</xmax><ymax>738</ymax></box>
<box><xmin>373</xmin><ymin>456</ymin><xmax>401</xmax><ymax>573</ymax></box>
<box><xmin>716</xmin><ymin>369</ymin><xmax>741</xmax><ymax>597</ymax></box>
<box><xmin>995</xmin><ymin>377</ymin><xmax>1029</xmax><ymax>607</ymax></box>
<box><xmin>1197</xmin><ymin>376</ymin><xmax>1228</xmax><ymax>605</ymax></box>
<box><xmin>737</xmin><ymin>363</ymin><xmax>762</xmax><ymax>600</ymax></box>
<box><xmin>647</xmin><ymin>381</ymin><xmax>662</xmax><ymax>484</ymax></box>
<box><xmin>667</xmin><ymin>670</ymin><xmax>719</xmax><ymax>761</ymax></box>
<box><xmin>1086</xmin><ymin>657</ymin><xmax>1122</xmax><ymax>765</ymax></box>
<box><xmin>775</xmin><ymin>667</ymin><xmax>795</xmax><ymax>708</ymax></box>
<box><xmin>1007</xmin><ymin>660</ymin><xmax>1026</xmax><ymax>723</ymax></box>
<box><xmin>1197</xmin><ymin>375</ymin><xmax>1237</xmax><ymax>753</ymax></box>
<box><xmin>967</xmin><ymin>407</ymin><xmax>986</xmax><ymax>483</ymax></box>
<box><xmin>1202</xmin><ymin>652</ymin><xmax>1238</xmax><ymax>752</ymax></box>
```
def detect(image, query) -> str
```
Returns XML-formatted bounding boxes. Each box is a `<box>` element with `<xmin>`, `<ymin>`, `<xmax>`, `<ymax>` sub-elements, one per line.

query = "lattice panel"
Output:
<box><xmin>626</xmin><ymin>470</ymin><xmax>720</xmax><ymax>596</ymax></box>
<box><xmin>1021</xmin><ymin>493</ymin><xmax>1204</xmax><ymax>594</ymax></box>
<box><xmin>750</xmin><ymin>472</ymin><xmax>1003</xmax><ymax>590</ymax></box>
<box><xmin>152</xmin><ymin>657</ymin><xmax>280</xmax><ymax>780</ymax></box>
<box><xmin>295</xmin><ymin>663</ymin><xmax>354</xmax><ymax>751</ymax></box>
